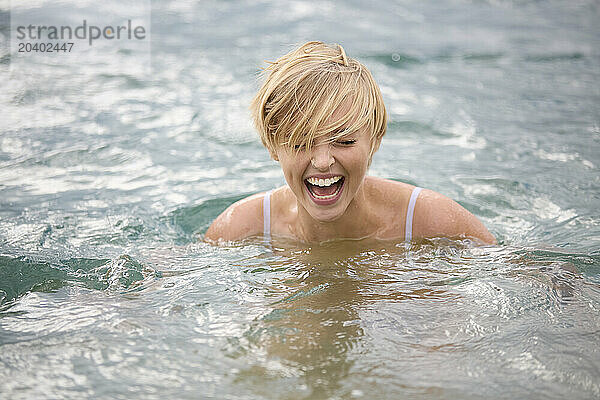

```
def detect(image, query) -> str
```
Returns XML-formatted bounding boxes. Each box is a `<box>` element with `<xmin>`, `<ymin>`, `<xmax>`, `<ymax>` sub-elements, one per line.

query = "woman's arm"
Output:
<box><xmin>204</xmin><ymin>193</ymin><xmax>265</xmax><ymax>243</ymax></box>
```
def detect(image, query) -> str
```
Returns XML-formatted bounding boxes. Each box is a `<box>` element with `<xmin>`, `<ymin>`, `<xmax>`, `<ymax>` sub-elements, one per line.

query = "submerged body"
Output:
<box><xmin>205</xmin><ymin>41</ymin><xmax>495</xmax><ymax>245</ymax></box>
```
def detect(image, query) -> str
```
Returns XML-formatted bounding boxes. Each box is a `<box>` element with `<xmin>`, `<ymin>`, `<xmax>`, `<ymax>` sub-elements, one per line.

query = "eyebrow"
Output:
<box><xmin>331</xmin><ymin>127</ymin><xmax>351</xmax><ymax>135</ymax></box>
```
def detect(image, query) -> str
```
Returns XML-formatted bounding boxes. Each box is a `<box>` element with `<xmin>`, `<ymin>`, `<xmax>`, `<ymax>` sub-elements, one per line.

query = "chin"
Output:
<box><xmin>306</xmin><ymin>203</ymin><xmax>346</xmax><ymax>223</ymax></box>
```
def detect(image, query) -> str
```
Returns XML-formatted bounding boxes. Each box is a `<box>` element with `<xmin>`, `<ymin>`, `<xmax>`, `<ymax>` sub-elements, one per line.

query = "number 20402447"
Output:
<box><xmin>18</xmin><ymin>42</ymin><xmax>74</xmax><ymax>53</ymax></box>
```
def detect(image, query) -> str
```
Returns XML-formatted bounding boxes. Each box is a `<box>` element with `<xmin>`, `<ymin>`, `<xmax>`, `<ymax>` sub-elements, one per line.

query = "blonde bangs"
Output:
<box><xmin>251</xmin><ymin>41</ymin><xmax>387</xmax><ymax>155</ymax></box>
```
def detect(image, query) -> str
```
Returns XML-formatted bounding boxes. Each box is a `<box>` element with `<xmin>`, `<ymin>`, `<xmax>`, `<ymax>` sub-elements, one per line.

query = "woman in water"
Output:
<box><xmin>205</xmin><ymin>41</ymin><xmax>496</xmax><ymax>245</ymax></box>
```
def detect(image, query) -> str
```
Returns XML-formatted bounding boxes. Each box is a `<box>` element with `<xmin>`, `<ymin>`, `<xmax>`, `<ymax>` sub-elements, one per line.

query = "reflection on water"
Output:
<box><xmin>208</xmin><ymin>239</ymin><xmax>598</xmax><ymax>399</ymax></box>
<box><xmin>0</xmin><ymin>239</ymin><xmax>599</xmax><ymax>398</ymax></box>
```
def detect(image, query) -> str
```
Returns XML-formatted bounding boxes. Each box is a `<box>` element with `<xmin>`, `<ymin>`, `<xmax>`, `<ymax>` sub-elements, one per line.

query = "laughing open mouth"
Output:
<box><xmin>304</xmin><ymin>175</ymin><xmax>345</xmax><ymax>203</ymax></box>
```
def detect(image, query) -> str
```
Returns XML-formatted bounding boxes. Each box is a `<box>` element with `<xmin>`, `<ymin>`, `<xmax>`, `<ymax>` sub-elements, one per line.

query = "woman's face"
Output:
<box><xmin>273</xmin><ymin>126</ymin><xmax>377</xmax><ymax>222</ymax></box>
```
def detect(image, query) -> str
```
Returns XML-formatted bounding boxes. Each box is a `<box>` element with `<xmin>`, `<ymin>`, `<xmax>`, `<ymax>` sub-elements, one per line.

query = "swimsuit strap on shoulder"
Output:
<box><xmin>405</xmin><ymin>187</ymin><xmax>422</xmax><ymax>242</ymax></box>
<box><xmin>263</xmin><ymin>190</ymin><xmax>272</xmax><ymax>243</ymax></box>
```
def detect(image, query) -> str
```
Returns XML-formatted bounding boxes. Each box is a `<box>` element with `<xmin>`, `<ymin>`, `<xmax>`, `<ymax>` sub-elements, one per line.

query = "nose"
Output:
<box><xmin>310</xmin><ymin>143</ymin><xmax>335</xmax><ymax>170</ymax></box>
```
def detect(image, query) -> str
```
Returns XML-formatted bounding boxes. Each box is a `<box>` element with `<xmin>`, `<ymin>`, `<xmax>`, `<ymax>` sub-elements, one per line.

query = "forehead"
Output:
<box><xmin>273</xmin><ymin>83</ymin><xmax>374</xmax><ymax>151</ymax></box>
<box><xmin>327</xmin><ymin>100</ymin><xmax>352</xmax><ymax>124</ymax></box>
<box><xmin>323</xmin><ymin>98</ymin><xmax>364</xmax><ymax>131</ymax></box>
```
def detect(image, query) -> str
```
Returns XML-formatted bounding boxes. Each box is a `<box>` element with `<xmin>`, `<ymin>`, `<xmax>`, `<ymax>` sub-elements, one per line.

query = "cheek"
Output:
<box><xmin>343</xmin><ymin>153</ymin><xmax>370</xmax><ymax>186</ymax></box>
<box><xmin>349</xmin><ymin>151</ymin><xmax>370</xmax><ymax>172</ymax></box>
<box><xmin>279</xmin><ymin>155</ymin><xmax>306</xmax><ymax>184</ymax></box>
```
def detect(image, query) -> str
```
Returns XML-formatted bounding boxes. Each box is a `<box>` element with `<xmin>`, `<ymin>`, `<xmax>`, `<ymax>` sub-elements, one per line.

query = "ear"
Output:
<box><xmin>268</xmin><ymin>148</ymin><xmax>279</xmax><ymax>161</ymax></box>
<box><xmin>372</xmin><ymin>136</ymin><xmax>382</xmax><ymax>154</ymax></box>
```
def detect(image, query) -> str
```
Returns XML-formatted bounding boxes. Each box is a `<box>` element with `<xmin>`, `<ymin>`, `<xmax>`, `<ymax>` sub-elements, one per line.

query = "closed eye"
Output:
<box><xmin>336</xmin><ymin>139</ymin><xmax>356</xmax><ymax>146</ymax></box>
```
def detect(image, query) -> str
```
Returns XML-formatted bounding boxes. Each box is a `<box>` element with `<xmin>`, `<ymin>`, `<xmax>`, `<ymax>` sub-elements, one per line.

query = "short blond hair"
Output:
<box><xmin>251</xmin><ymin>41</ymin><xmax>387</xmax><ymax>158</ymax></box>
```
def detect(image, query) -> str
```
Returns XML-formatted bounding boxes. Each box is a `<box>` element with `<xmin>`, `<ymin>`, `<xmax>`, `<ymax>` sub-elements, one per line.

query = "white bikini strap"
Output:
<box><xmin>405</xmin><ymin>187</ymin><xmax>422</xmax><ymax>242</ymax></box>
<box><xmin>263</xmin><ymin>190</ymin><xmax>272</xmax><ymax>242</ymax></box>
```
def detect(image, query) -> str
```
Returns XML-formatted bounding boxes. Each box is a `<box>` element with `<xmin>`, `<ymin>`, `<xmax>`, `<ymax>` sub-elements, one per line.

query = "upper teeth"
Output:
<box><xmin>306</xmin><ymin>176</ymin><xmax>342</xmax><ymax>187</ymax></box>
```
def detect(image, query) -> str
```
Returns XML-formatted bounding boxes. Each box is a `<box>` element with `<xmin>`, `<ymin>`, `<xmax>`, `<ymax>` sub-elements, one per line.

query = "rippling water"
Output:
<box><xmin>1</xmin><ymin>0</ymin><xmax>599</xmax><ymax>398</ymax></box>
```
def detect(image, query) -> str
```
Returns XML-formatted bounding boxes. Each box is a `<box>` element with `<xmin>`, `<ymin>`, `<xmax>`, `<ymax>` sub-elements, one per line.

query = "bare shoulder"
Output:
<box><xmin>412</xmin><ymin>189</ymin><xmax>496</xmax><ymax>244</ymax></box>
<box><xmin>364</xmin><ymin>177</ymin><xmax>416</xmax><ymax>238</ymax></box>
<box><xmin>204</xmin><ymin>192</ymin><xmax>266</xmax><ymax>243</ymax></box>
<box><xmin>365</xmin><ymin>176</ymin><xmax>414</xmax><ymax>199</ymax></box>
